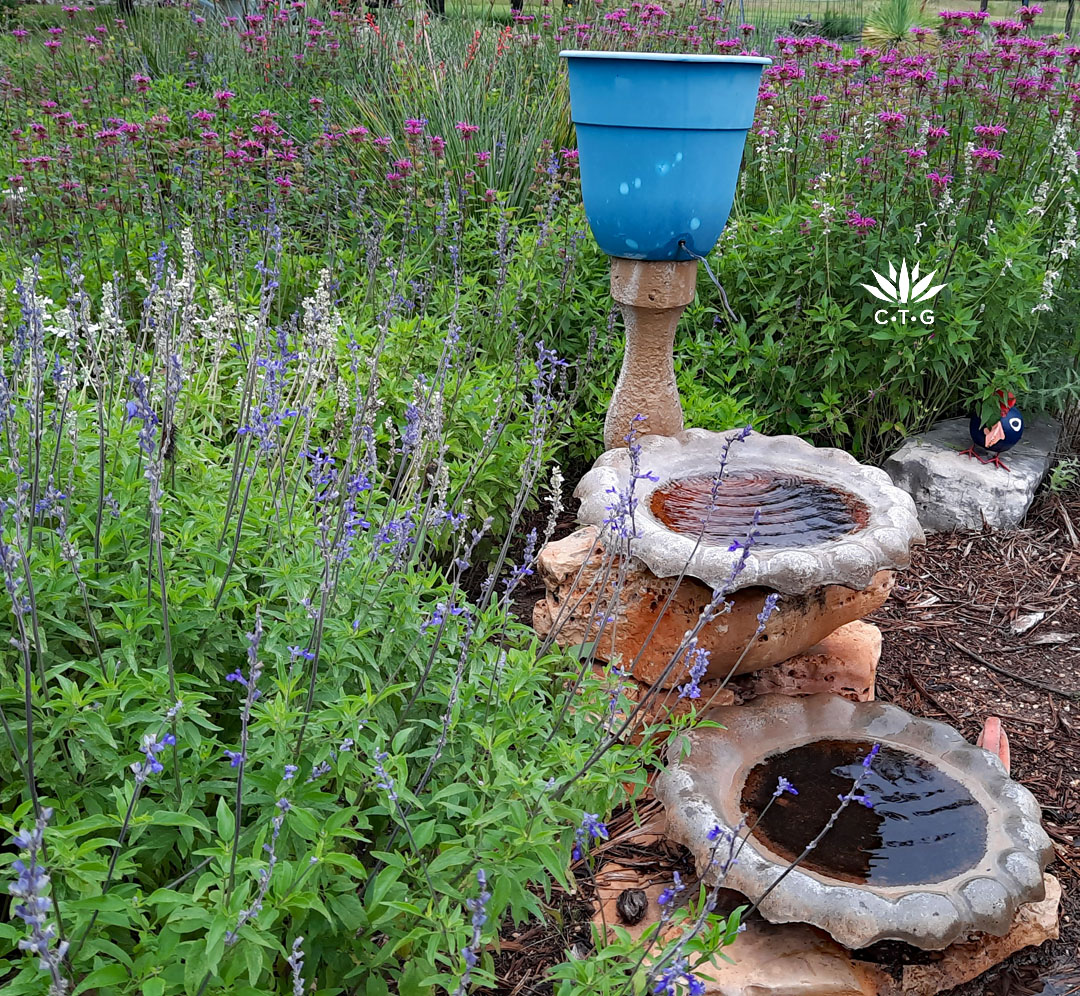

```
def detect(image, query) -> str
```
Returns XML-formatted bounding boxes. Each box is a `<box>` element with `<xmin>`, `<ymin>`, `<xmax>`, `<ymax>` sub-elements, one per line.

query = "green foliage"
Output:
<box><xmin>1048</xmin><ymin>455</ymin><xmax>1080</xmax><ymax>494</ymax></box>
<box><xmin>861</xmin><ymin>0</ymin><xmax>937</xmax><ymax>46</ymax></box>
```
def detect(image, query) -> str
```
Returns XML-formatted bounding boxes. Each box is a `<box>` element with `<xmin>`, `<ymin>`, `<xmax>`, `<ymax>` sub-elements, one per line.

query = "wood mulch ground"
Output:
<box><xmin>871</xmin><ymin>486</ymin><xmax>1080</xmax><ymax>996</ymax></box>
<box><xmin>497</xmin><ymin>485</ymin><xmax>1080</xmax><ymax>996</ymax></box>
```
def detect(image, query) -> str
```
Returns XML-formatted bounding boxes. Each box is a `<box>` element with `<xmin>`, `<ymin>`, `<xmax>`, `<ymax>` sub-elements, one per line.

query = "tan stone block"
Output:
<box><xmin>534</xmin><ymin>527</ymin><xmax>892</xmax><ymax>688</ymax></box>
<box><xmin>737</xmin><ymin>620</ymin><xmax>881</xmax><ymax>703</ymax></box>
<box><xmin>691</xmin><ymin>921</ymin><xmax>880</xmax><ymax>996</ymax></box>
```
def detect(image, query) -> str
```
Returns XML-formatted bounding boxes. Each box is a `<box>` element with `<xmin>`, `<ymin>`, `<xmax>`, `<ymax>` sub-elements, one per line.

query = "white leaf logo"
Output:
<box><xmin>860</xmin><ymin>260</ymin><xmax>945</xmax><ymax>306</ymax></box>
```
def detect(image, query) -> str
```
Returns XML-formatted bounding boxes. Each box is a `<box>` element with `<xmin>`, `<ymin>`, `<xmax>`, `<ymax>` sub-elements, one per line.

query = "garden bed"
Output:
<box><xmin>501</xmin><ymin>483</ymin><xmax>1080</xmax><ymax>995</ymax></box>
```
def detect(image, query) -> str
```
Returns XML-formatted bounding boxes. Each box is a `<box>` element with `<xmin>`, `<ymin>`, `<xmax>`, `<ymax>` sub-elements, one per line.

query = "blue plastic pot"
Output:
<box><xmin>561</xmin><ymin>51</ymin><xmax>771</xmax><ymax>261</ymax></box>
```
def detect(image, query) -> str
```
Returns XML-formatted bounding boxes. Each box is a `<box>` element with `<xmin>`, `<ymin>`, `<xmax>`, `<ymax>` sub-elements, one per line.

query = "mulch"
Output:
<box><xmin>871</xmin><ymin>486</ymin><xmax>1080</xmax><ymax>995</ymax></box>
<box><xmin>495</xmin><ymin>485</ymin><xmax>1080</xmax><ymax>995</ymax></box>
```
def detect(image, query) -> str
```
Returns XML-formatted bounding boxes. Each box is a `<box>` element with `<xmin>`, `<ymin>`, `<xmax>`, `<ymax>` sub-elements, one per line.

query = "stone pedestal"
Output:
<box><xmin>604</xmin><ymin>258</ymin><xmax>697</xmax><ymax>450</ymax></box>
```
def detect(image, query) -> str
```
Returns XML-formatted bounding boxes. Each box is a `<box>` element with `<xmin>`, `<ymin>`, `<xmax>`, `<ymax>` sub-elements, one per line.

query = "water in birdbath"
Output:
<box><xmin>740</xmin><ymin>739</ymin><xmax>988</xmax><ymax>887</ymax></box>
<box><xmin>649</xmin><ymin>472</ymin><xmax>869</xmax><ymax>548</ymax></box>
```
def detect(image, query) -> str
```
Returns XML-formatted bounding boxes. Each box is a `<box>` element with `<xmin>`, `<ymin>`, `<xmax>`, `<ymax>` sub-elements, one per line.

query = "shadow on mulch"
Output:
<box><xmin>495</xmin><ymin>485</ymin><xmax>1080</xmax><ymax>995</ymax></box>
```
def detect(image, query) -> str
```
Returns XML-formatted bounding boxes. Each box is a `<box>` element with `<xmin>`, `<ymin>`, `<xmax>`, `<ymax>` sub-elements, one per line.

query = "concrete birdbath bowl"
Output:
<box><xmin>557</xmin><ymin>428</ymin><xmax>924</xmax><ymax>685</ymax></box>
<box><xmin>656</xmin><ymin>693</ymin><xmax>1055</xmax><ymax>950</ymax></box>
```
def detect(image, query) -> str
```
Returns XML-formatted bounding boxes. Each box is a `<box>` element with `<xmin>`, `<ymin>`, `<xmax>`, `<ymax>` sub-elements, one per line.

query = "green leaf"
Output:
<box><xmin>215</xmin><ymin>797</ymin><xmax>234</xmax><ymax>843</ymax></box>
<box><xmin>73</xmin><ymin>963</ymin><xmax>130</xmax><ymax>994</ymax></box>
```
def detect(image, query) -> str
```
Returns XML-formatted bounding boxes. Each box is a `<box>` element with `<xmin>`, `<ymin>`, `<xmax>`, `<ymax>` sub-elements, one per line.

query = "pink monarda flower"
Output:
<box><xmin>856</xmin><ymin>46</ymin><xmax>879</xmax><ymax>64</ymax></box>
<box><xmin>193</xmin><ymin>109</ymin><xmax>216</xmax><ymax>123</ymax></box>
<box><xmin>45</xmin><ymin>39</ymin><xmax>62</xmax><ymax>51</ymax></box>
<box><xmin>132</xmin><ymin>74</ymin><xmax>151</xmax><ymax>94</ymax></box>
<box><xmin>877</xmin><ymin>111</ymin><xmax>906</xmax><ymax>132</ymax></box>
<box><xmin>903</xmin><ymin>146</ymin><xmax>927</xmax><ymax>164</ymax></box>
<box><xmin>847</xmin><ymin>210</ymin><xmax>877</xmax><ymax>230</ymax></box>
<box><xmin>483</xmin><ymin>188</ymin><xmax>496</xmax><ymax>203</ymax></box>
<box><xmin>819</xmin><ymin>131</ymin><xmax>840</xmax><ymax>148</ymax></box>
<box><xmin>974</xmin><ymin>123</ymin><xmax>1008</xmax><ymax>145</ymax></box>
<box><xmin>214</xmin><ymin>90</ymin><xmax>236</xmax><ymax>108</ymax></box>
<box><xmin>560</xmin><ymin>148</ymin><xmax>578</xmax><ymax>165</ymax></box>
<box><xmin>927</xmin><ymin>170</ymin><xmax>952</xmax><ymax>191</ymax></box>
<box><xmin>810</xmin><ymin>93</ymin><xmax>828</xmax><ymax>107</ymax></box>
<box><xmin>62</xmin><ymin>5</ymin><xmax>81</xmax><ymax>16</ymax></box>
<box><xmin>309</xmin><ymin>96</ymin><xmax>324</xmax><ymax>109</ymax></box>
<box><xmin>346</xmin><ymin>126</ymin><xmax>369</xmax><ymax>143</ymax></box>
<box><xmin>385</xmin><ymin>171</ymin><xmax>404</xmax><ymax>188</ymax></box>
<box><xmin>454</xmin><ymin>121</ymin><xmax>479</xmax><ymax>141</ymax></box>
<box><xmin>971</xmin><ymin>146</ymin><xmax>1004</xmax><ymax>171</ymax></box>
<box><xmin>95</xmin><ymin>128</ymin><xmax>120</xmax><ymax>147</ymax></box>
<box><xmin>12</xmin><ymin>28</ymin><xmax>29</xmax><ymax>41</ymax></box>
<box><xmin>200</xmin><ymin>130</ymin><xmax>219</xmax><ymax>142</ymax></box>
<box><xmin>273</xmin><ymin>175</ymin><xmax>292</xmax><ymax>189</ymax></box>
<box><xmin>373</xmin><ymin>135</ymin><xmax>392</xmax><ymax>149</ymax></box>
<box><xmin>429</xmin><ymin>135</ymin><xmax>446</xmax><ymax>157</ymax></box>
<box><xmin>475</xmin><ymin>150</ymin><xmax>491</xmax><ymax>165</ymax></box>
<box><xmin>48</xmin><ymin>26</ymin><xmax>64</xmax><ymax>36</ymax></box>
<box><xmin>739</xmin><ymin>22</ymin><xmax>754</xmax><ymax>34</ymax></box>
<box><xmin>403</xmin><ymin>117</ymin><xmax>426</xmax><ymax>137</ymax></box>
<box><xmin>1018</xmin><ymin>4</ymin><xmax>1042</xmax><ymax>24</ymax></box>
<box><xmin>926</xmin><ymin>125</ymin><xmax>950</xmax><ymax>146</ymax></box>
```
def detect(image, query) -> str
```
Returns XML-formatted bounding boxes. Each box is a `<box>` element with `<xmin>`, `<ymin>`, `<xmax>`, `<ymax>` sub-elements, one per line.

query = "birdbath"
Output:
<box><xmin>561</xmin><ymin>51</ymin><xmax>771</xmax><ymax>449</ymax></box>
<box><xmin>656</xmin><ymin>693</ymin><xmax>1055</xmax><ymax>950</ymax></box>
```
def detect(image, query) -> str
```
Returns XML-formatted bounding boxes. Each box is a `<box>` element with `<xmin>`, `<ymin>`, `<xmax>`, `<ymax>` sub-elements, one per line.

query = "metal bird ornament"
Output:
<box><xmin>960</xmin><ymin>391</ymin><xmax>1023</xmax><ymax>471</ymax></box>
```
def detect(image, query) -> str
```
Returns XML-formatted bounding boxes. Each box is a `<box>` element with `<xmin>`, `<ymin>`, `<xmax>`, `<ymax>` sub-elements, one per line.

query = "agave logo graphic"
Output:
<box><xmin>862</xmin><ymin>260</ymin><xmax>945</xmax><ymax>326</ymax></box>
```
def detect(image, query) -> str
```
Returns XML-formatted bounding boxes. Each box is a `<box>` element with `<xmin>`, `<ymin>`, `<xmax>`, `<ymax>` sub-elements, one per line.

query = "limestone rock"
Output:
<box><xmin>884</xmin><ymin>416</ymin><xmax>1061</xmax><ymax>533</ymax></box>
<box><xmin>736</xmin><ymin>620</ymin><xmax>880</xmax><ymax>703</ymax></box>
<box><xmin>534</xmin><ymin>526</ymin><xmax>892</xmax><ymax>687</ymax></box>
<box><xmin>595</xmin><ymin>665</ymin><xmax>736</xmax><ymax>743</ymax></box>
<box><xmin>691</xmin><ymin>921</ymin><xmax>879</xmax><ymax>996</ymax></box>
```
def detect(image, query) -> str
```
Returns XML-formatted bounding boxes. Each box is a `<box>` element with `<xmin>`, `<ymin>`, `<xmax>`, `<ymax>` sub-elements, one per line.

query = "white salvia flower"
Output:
<box><xmin>300</xmin><ymin>268</ymin><xmax>342</xmax><ymax>358</ymax></box>
<box><xmin>1032</xmin><ymin>269</ymin><xmax>1060</xmax><ymax>313</ymax></box>
<box><xmin>421</xmin><ymin>387</ymin><xmax>444</xmax><ymax>441</ymax></box>
<box><xmin>99</xmin><ymin>277</ymin><xmax>126</xmax><ymax>350</ymax></box>
<box><xmin>543</xmin><ymin>463</ymin><xmax>564</xmax><ymax>546</ymax></box>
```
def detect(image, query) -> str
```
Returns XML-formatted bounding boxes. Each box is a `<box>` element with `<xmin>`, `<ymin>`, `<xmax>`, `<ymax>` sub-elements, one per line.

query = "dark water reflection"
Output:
<box><xmin>740</xmin><ymin>739</ymin><xmax>988</xmax><ymax>886</ymax></box>
<box><xmin>650</xmin><ymin>472</ymin><xmax>866</xmax><ymax>548</ymax></box>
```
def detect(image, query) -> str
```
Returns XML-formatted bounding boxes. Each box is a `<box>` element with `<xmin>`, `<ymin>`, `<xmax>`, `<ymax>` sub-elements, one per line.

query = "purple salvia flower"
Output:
<box><xmin>286</xmin><ymin>937</ymin><xmax>305</xmax><ymax>996</ymax></box>
<box><xmin>571</xmin><ymin>811</ymin><xmax>608</xmax><ymax>861</ymax></box>
<box><xmin>8</xmin><ymin>808</ymin><xmax>69</xmax><ymax>994</ymax></box>
<box><xmin>451</xmin><ymin>869</ymin><xmax>491</xmax><ymax>996</ymax></box>
<box><xmin>774</xmin><ymin>776</ymin><xmax>798</xmax><ymax>797</ymax></box>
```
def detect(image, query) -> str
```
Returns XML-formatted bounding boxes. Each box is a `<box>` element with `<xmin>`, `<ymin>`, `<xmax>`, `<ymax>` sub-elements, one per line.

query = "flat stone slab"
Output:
<box><xmin>884</xmin><ymin>417</ymin><xmax>1061</xmax><ymax>533</ymax></box>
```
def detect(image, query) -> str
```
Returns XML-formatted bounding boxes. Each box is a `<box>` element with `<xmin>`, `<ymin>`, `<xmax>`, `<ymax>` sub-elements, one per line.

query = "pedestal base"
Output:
<box><xmin>604</xmin><ymin>257</ymin><xmax>697</xmax><ymax>450</ymax></box>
